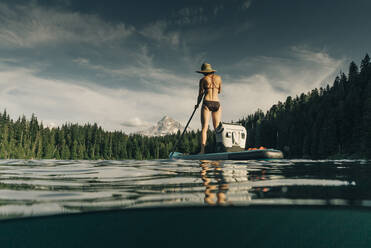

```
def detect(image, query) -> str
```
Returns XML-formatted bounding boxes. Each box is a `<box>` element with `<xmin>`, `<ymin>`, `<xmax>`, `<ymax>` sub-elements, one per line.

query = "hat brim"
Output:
<box><xmin>196</xmin><ymin>70</ymin><xmax>216</xmax><ymax>73</ymax></box>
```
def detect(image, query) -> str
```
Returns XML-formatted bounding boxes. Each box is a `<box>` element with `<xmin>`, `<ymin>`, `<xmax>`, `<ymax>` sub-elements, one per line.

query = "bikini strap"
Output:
<box><xmin>211</xmin><ymin>74</ymin><xmax>217</xmax><ymax>89</ymax></box>
<box><xmin>204</xmin><ymin>74</ymin><xmax>217</xmax><ymax>90</ymax></box>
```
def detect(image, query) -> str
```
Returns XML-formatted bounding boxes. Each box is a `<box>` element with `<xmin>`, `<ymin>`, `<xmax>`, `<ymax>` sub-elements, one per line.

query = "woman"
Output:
<box><xmin>195</xmin><ymin>63</ymin><xmax>222</xmax><ymax>154</ymax></box>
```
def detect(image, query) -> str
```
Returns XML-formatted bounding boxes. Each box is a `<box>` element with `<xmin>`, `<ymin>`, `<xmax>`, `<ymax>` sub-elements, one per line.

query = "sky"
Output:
<box><xmin>0</xmin><ymin>0</ymin><xmax>370</xmax><ymax>133</ymax></box>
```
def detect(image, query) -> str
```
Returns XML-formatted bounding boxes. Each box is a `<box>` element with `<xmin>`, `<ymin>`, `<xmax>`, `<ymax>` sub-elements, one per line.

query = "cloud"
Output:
<box><xmin>121</xmin><ymin>118</ymin><xmax>150</xmax><ymax>128</ymax></box>
<box><xmin>170</xmin><ymin>7</ymin><xmax>208</xmax><ymax>25</ymax></box>
<box><xmin>0</xmin><ymin>62</ymin><xmax>199</xmax><ymax>133</ymax></box>
<box><xmin>0</xmin><ymin>2</ymin><xmax>133</xmax><ymax>48</ymax></box>
<box><xmin>205</xmin><ymin>47</ymin><xmax>345</xmax><ymax>123</ymax></box>
<box><xmin>224</xmin><ymin>47</ymin><xmax>344</xmax><ymax>96</ymax></box>
<box><xmin>0</xmin><ymin>66</ymin><xmax>127</xmax><ymax>130</ymax></box>
<box><xmin>221</xmin><ymin>74</ymin><xmax>287</xmax><ymax>121</ymax></box>
<box><xmin>0</xmin><ymin>2</ymin><xmax>213</xmax><ymax>100</ymax></box>
<box><xmin>73</xmin><ymin>58</ymin><xmax>90</xmax><ymax>66</ymax></box>
<box><xmin>72</xmin><ymin>45</ymin><xmax>197</xmax><ymax>93</ymax></box>
<box><xmin>139</xmin><ymin>21</ymin><xmax>180</xmax><ymax>47</ymax></box>
<box><xmin>292</xmin><ymin>46</ymin><xmax>338</xmax><ymax>66</ymax></box>
<box><xmin>241</xmin><ymin>0</ymin><xmax>252</xmax><ymax>10</ymax></box>
<box><xmin>0</xmin><ymin>2</ymin><xmax>189</xmax><ymax>95</ymax></box>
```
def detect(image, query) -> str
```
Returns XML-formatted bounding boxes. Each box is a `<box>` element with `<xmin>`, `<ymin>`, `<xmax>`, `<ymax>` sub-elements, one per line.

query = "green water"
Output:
<box><xmin>0</xmin><ymin>159</ymin><xmax>370</xmax><ymax>247</ymax></box>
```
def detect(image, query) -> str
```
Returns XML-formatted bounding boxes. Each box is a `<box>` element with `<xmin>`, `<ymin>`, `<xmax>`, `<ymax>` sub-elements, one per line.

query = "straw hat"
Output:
<box><xmin>196</xmin><ymin>63</ymin><xmax>216</xmax><ymax>73</ymax></box>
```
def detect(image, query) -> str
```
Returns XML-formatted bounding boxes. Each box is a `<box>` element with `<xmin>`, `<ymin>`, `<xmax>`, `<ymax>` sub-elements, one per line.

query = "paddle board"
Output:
<box><xmin>170</xmin><ymin>149</ymin><xmax>284</xmax><ymax>160</ymax></box>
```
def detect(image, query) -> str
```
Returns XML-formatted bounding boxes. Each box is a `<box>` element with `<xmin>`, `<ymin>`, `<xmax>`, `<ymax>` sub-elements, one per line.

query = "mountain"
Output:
<box><xmin>138</xmin><ymin>116</ymin><xmax>185</xmax><ymax>136</ymax></box>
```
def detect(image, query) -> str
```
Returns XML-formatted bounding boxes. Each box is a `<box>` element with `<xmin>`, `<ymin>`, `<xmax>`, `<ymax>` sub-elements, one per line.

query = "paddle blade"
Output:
<box><xmin>169</xmin><ymin>152</ymin><xmax>182</xmax><ymax>159</ymax></box>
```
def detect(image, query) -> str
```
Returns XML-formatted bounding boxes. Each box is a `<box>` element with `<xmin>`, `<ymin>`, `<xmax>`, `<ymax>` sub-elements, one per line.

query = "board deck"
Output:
<box><xmin>170</xmin><ymin>149</ymin><xmax>284</xmax><ymax>160</ymax></box>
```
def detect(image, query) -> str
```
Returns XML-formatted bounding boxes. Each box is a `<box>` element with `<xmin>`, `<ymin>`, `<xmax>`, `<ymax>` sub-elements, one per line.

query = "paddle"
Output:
<box><xmin>169</xmin><ymin>94</ymin><xmax>204</xmax><ymax>158</ymax></box>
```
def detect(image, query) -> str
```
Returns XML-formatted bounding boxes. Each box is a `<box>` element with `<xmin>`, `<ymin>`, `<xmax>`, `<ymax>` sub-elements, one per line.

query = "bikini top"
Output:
<box><xmin>204</xmin><ymin>74</ymin><xmax>219</xmax><ymax>92</ymax></box>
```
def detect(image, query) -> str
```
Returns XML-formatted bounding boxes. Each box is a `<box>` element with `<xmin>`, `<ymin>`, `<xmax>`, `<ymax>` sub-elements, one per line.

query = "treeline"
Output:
<box><xmin>0</xmin><ymin>112</ymin><xmax>216</xmax><ymax>159</ymax></box>
<box><xmin>240</xmin><ymin>54</ymin><xmax>371</xmax><ymax>158</ymax></box>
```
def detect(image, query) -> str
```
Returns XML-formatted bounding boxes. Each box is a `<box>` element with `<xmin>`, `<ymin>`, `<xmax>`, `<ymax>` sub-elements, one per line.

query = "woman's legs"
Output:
<box><xmin>212</xmin><ymin>106</ymin><xmax>222</xmax><ymax>129</ymax></box>
<box><xmin>200</xmin><ymin>106</ymin><xmax>210</xmax><ymax>154</ymax></box>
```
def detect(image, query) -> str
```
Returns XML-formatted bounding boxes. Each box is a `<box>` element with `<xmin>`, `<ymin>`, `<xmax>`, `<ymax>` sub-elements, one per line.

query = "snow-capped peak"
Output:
<box><xmin>138</xmin><ymin>116</ymin><xmax>185</xmax><ymax>136</ymax></box>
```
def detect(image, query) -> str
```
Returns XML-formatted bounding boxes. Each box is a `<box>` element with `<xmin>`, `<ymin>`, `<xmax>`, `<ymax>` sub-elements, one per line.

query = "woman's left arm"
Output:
<box><xmin>218</xmin><ymin>77</ymin><xmax>222</xmax><ymax>94</ymax></box>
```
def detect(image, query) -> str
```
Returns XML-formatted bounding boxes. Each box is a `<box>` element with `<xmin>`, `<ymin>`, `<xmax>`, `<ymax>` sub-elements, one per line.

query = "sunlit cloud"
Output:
<box><xmin>217</xmin><ymin>47</ymin><xmax>345</xmax><ymax>121</ymax></box>
<box><xmin>0</xmin><ymin>63</ymin><xmax>198</xmax><ymax>132</ymax></box>
<box><xmin>224</xmin><ymin>47</ymin><xmax>344</xmax><ymax>95</ymax></box>
<box><xmin>121</xmin><ymin>118</ymin><xmax>151</xmax><ymax>128</ymax></box>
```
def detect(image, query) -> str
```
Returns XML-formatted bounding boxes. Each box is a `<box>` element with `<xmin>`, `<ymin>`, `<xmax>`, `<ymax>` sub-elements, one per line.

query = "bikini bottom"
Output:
<box><xmin>202</xmin><ymin>100</ymin><xmax>220</xmax><ymax>112</ymax></box>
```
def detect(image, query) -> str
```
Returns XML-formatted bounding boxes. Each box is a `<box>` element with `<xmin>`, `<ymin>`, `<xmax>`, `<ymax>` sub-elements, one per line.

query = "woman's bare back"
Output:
<box><xmin>200</xmin><ymin>74</ymin><xmax>222</xmax><ymax>101</ymax></box>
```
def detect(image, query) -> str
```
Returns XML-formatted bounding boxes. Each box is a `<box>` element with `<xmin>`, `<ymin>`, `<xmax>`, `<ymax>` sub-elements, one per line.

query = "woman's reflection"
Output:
<box><xmin>200</xmin><ymin>161</ymin><xmax>229</xmax><ymax>205</ymax></box>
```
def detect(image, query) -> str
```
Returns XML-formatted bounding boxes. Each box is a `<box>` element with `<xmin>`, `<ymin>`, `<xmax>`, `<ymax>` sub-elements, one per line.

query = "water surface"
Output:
<box><xmin>0</xmin><ymin>159</ymin><xmax>368</xmax><ymax>219</ymax></box>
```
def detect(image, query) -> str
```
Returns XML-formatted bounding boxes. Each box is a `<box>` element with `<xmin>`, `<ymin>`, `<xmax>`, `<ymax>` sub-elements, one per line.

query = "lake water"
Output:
<box><xmin>0</xmin><ymin>159</ymin><xmax>369</xmax><ymax>219</ymax></box>
<box><xmin>2</xmin><ymin>159</ymin><xmax>371</xmax><ymax>247</ymax></box>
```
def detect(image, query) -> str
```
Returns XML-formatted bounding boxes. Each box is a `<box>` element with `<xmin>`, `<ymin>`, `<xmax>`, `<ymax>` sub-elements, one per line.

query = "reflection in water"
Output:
<box><xmin>200</xmin><ymin>161</ymin><xmax>229</xmax><ymax>205</ymax></box>
<box><xmin>254</xmin><ymin>169</ymin><xmax>271</xmax><ymax>195</ymax></box>
<box><xmin>199</xmin><ymin>161</ymin><xmax>273</xmax><ymax>205</ymax></box>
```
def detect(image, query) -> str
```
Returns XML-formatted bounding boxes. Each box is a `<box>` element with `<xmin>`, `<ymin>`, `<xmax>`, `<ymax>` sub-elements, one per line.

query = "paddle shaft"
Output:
<box><xmin>170</xmin><ymin>95</ymin><xmax>204</xmax><ymax>157</ymax></box>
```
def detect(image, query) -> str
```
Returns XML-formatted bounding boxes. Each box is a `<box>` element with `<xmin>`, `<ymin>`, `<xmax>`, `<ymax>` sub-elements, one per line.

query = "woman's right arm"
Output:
<box><xmin>196</xmin><ymin>79</ymin><xmax>204</xmax><ymax>108</ymax></box>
